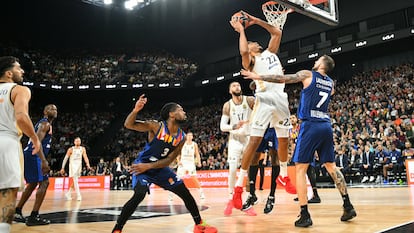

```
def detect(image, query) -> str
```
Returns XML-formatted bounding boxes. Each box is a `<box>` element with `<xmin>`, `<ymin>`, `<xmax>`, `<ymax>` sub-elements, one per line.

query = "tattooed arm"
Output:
<box><xmin>241</xmin><ymin>69</ymin><xmax>312</xmax><ymax>84</ymax></box>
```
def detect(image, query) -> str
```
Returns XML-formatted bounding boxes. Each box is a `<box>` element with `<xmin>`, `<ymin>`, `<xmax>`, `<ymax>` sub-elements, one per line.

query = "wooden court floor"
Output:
<box><xmin>11</xmin><ymin>185</ymin><xmax>414</xmax><ymax>233</ymax></box>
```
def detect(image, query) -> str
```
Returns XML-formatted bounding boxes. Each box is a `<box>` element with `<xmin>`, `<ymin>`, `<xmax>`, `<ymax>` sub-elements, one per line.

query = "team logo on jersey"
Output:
<box><xmin>168</xmin><ymin>177</ymin><xmax>175</xmax><ymax>185</ymax></box>
<box><xmin>20</xmin><ymin>205</ymin><xmax>208</xmax><ymax>224</ymax></box>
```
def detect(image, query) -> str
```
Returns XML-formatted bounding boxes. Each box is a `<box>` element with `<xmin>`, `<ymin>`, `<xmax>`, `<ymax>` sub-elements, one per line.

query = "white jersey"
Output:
<box><xmin>69</xmin><ymin>146</ymin><xmax>83</xmax><ymax>177</ymax></box>
<box><xmin>252</xmin><ymin>49</ymin><xmax>285</xmax><ymax>93</ymax></box>
<box><xmin>229</xmin><ymin>95</ymin><xmax>252</xmax><ymax>136</ymax></box>
<box><xmin>180</xmin><ymin>141</ymin><xmax>196</xmax><ymax>165</ymax></box>
<box><xmin>0</xmin><ymin>83</ymin><xmax>21</xmax><ymax>138</ymax></box>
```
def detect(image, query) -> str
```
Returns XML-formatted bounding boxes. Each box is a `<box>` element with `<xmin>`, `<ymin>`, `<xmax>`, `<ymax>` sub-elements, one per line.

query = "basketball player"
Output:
<box><xmin>220</xmin><ymin>81</ymin><xmax>255</xmax><ymax>216</ymax></box>
<box><xmin>230</xmin><ymin>11</ymin><xmax>295</xmax><ymax>210</ymax></box>
<box><xmin>176</xmin><ymin>132</ymin><xmax>205</xmax><ymax>199</ymax></box>
<box><xmin>0</xmin><ymin>56</ymin><xmax>41</xmax><ymax>233</ymax></box>
<box><xmin>112</xmin><ymin>94</ymin><xmax>217</xmax><ymax>233</ymax></box>
<box><xmin>60</xmin><ymin>137</ymin><xmax>91</xmax><ymax>201</ymax></box>
<box><xmin>14</xmin><ymin>104</ymin><xmax>57</xmax><ymax>226</ymax></box>
<box><xmin>241</xmin><ymin>55</ymin><xmax>357</xmax><ymax>227</ymax></box>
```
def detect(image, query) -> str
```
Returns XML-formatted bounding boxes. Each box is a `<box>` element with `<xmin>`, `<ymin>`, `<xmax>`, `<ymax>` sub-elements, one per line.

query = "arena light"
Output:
<box><xmin>147</xmin><ymin>83</ymin><xmax>155</xmax><ymax>87</ymax></box>
<box><xmin>132</xmin><ymin>84</ymin><xmax>143</xmax><ymax>88</ymax></box>
<box><xmin>23</xmin><ymin>81</ymin><xmax>34</xmax><ymax>86</ymax></box>
<box><xmin>94</xmin><ymin>85</ymin><xmax>101</xmax><ymax>89</ymax></box>
<box><xmin>331</xmin><ymin>46</ymin><xmax>341</xmax><ymax>53</ymax></box>
<box><xmin>174</xmin><ymin>83</ymin><xmax>181</xmax><ymax>87</ymax></box>
<box><xmin>51</xmin><ymin>85</ymin><xmax>62</xmax><ymax>90</ymax></box>
<box><xmin>121</xmin><ymin>84</ymin><xmax>128</xmax><ymax>88</ymax></box>
<box><xmin>411</xmin><ymin>29</ymin><xmax>414</xmax><ymax>34</ymax></box>
<box><xmin>124</xmin><ymin>0</ymin><xmax>137</xmax><ymax>10</ymax></box>
<box><xmin>382</xmin><ymin>34</ymin><xmax>394</xmax><ymax>41</ymax></box>
<box><xmin>103</xmin><ymin>0</ymin><xmax>112</xmax><ymax>5</ymax></box>
<box><xmin>232</xmin><ymin>72</ymin><xmax>240</xmax><ymax>77</ymax></box>
<box><xmin>201</xmin><ymin>80</ymin><xmax>209</xmax><ymax>85</ymax></box>
<box><xmin>355</xmin><ymin>40</ymin><xmax>367</xmax><ymax>47</ymax></box>
<box><xmin>308</xmin><ymin>53</ymin><xmax>318</xmax><ymax>59</ymax></box>
<box><xmin>287</xmin><ymin>58</ymin><xmax>297</xmax><ymax>64</ymax></box>
<box><xmin>216</xmin><ymin>76</ymin><xmax>224</xmax><ymax>81</ymax></box>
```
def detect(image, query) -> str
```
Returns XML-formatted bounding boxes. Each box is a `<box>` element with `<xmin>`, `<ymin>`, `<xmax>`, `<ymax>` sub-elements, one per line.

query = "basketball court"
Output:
<box><xmin>11</xmin><ymin>185</ymin><xmax>414</xmax><ymax>233</ymax></box>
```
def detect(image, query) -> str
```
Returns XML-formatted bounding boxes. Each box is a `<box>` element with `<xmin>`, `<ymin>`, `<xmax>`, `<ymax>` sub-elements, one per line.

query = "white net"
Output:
<box><xmin>262</xmin><ymin>1</ymin><xmax>293</xmax><ymax>30</ymax></box>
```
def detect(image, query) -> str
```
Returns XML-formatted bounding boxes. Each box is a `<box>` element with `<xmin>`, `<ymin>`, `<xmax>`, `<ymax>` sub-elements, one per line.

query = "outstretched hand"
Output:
<box><xmin>130</xmin><ymin>163</ymin><xmax>151</xmax><ymax>175</ymax></box>
<box><xmin>133</xmin><ymin>94</ymin><xmax>148</xmax><ymax>112</ymax></box>
<box><xmin>241</xmin><ymin>69</ymin><xmax>261</xmax><ymax>80</ymax></box>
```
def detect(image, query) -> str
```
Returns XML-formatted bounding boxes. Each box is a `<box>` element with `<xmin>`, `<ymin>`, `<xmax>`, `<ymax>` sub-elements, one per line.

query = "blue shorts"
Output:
<box><xmin>256</xmin><ymin>127</ymin><xmax>278</xmax><ymax>153</ymax></box>
<box><xmin>132</xmin><ymin>166</ymin><xmax>183</xmax><ymax>190</ymax></box>
<box><xmin>23</xmin><ymin>151</ymin><xmax>48</xmax><ymax>183</ymax></box>
<box><xmin>292</xmin><ymin>121</ymin><xmax>334</xmax><ymax>164</ymax></box>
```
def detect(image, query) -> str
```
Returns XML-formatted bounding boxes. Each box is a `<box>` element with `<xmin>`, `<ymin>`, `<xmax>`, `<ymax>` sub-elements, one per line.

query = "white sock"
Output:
<box><xmin>279</xmin><ymin>161</ymin><xmax>288</xmax><ymax>177</ymax></box>
<box><xmin>0</xmin><ymin>223</ymin><xmax>11</xmax><ymax>233</ymax></box>
<box><xmin>235</xmin><ymin>169</ymin><xmax>247</xmax><ymax>187</ymax></box>
<box><xmin>228</xmin><ymin>161</ymin><xmax>238</xmax><ymax>196</ymax></box>
<box><xmin>73</xmin><ymin>177</ymin><xmax>81</xmax><ymax>196</ymax></box>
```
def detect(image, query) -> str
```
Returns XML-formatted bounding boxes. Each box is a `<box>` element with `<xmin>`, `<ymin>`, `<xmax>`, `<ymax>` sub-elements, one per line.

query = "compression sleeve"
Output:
<box><xmin>220</xmin><ymin>115</ymin><xmax>233</xmax><ymax>132</ymax></box>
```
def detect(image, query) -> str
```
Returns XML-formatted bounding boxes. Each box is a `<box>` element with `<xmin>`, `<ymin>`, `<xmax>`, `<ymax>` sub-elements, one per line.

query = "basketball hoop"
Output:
<box><xmin>262</xmin><ymin>1</ymin><xmax>294</xmax><ymax>30</ymax></box>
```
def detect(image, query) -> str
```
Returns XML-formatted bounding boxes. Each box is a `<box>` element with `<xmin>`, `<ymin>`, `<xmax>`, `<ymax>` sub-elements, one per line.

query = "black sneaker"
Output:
<box><xmin>26</xmin><ymin>215</ymin><xmax>51</xmax><ymax>226</ymax></box>
<box><xmin>308</xmin><ymin>196</ymin><xmax>321</xmax><ymax>204</ymax></box>
<box><xmin>241</xmin><ymin>194</ymin><xmax>258</xmax><ymax>211</ymax></box>
<box><xmin>341</xmin><ymin>207</ymin><xmax>357</xmax><ymax>221</ymax></box>
<box><xmin>295</xmin><ymin>214</ymin><xmax>313</xmax><ymax>227</ymax></box>
<box><xmin>264</xmin><ymin>196</ymin><xmax>275</xmax><ymax>214</ymax></box>
<box><xmin>14</xmin><ymin>213</ymin><xmax>26</xmax><ymax>223</ymax></box>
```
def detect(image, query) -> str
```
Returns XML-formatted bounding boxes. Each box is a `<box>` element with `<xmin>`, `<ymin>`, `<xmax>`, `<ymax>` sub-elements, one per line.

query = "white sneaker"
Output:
<box><xmin>361</xmin><ymin>176</ymin><xmax>369</xmax><ymax>183</ymax></box>
<box><xmin>65</xmin><ymin>192</ymin><xmax>72</xmax><ymax>200</ymax></box>
<box><xmin>369</xmin><ymin>176</ymin><xmax>375</xmax><ymax>182</ymax></box>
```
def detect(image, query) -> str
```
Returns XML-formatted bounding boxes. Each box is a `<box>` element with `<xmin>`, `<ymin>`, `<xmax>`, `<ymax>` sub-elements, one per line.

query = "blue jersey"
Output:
<box><xmin>24</xmin><ymin>117</ymin><xmax>52</xmax><ymax>156</ymax></box>
<box><xmin>23</xmin><ymin>117</ymin><xmax>52</xmax><ymax>183</ymax></box>
<box><xmin>135</xmin><ymin>121</ymin><xmax>185</xmax><ymax>165</ymax></box>
<box><xmin>297</xmin><ymin>71</ymin><xmax>333</xmax><ymax>122</ymax></box>
<box><xmin>132</xmin><ymin>121</ymin><xmax>186</xmax><ymax>189</ymax></box>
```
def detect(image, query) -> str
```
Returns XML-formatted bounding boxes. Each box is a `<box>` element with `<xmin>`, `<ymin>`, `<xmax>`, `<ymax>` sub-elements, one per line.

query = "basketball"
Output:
<box><xmin>231</xmin><ymin>11</ymin><xmax>252</xmax><ymax>29</ymax></box>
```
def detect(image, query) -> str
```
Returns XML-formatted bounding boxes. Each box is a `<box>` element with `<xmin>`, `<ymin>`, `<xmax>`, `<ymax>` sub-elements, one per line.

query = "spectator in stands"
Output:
<box><xmin>360</xmin><ymin>144</ymin><xmax>375</xmax><ymax>183</ymax></box>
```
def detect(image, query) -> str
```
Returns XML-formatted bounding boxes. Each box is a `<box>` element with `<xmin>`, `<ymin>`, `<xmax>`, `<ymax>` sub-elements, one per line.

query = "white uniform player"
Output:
<box><xmin>0</xmin><ymin>83</ymin><xmax>24</xmax><ymax>190</ymax></box>
<box><xmin>61</xmin><ymin>137</ymin><xmax>90</xmax><ymax>201</ymax></box>
<box><xmin>0</xmin><ymin>56</ymin><xmax>40</xmax><ymax>233</ymax></box>
<box><xmin>174</xmin><ymin>132</ymin><xmax>204</xmax><ymax>200</ymax></box>
<box><xmin>220</xmin><ymin>81</ymin><xmax>255</xmax><ymax>216</ymax></box>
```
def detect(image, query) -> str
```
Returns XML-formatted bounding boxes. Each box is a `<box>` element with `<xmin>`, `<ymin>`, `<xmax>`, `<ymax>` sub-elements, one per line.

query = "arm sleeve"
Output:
<box><xmin>61</xmin><ymin>155</ymin><xmax>69</xmax><ymax>170</ymax></box>
<box><xmin>220</xmin><ymin>115</ymin><xmax>233</xmax><ymax>132</ymax></box>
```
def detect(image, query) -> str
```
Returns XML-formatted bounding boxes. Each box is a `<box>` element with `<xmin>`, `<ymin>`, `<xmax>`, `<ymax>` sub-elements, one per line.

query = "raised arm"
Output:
<box><xmin>125</xmin><ymin>94</ymin><xmax>160</xmax><ymax>134</ymax></box>
<box><xmin>229</xmin><ymin>14</ymin><xmax>252</xmax><ymax>70</ymax></box>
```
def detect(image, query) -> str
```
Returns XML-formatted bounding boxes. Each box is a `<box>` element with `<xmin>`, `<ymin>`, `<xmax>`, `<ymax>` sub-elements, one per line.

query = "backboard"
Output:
<box><xmin>278</xmin><ymin>0</ymin><xmax>339</xmax><ymax>26</ymax></box>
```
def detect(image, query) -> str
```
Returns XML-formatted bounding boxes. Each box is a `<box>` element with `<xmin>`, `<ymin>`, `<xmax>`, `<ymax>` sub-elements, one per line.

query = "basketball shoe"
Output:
<box><xmin>224</xmin><ymin>200</ymin><xmax>234</xmax><ymax>216</ymax></box>
<box><xmin>276</xmin><ymin>176</ymin><xmax>297</xmax><ymax>194</ymax></box>
<box><xmin>295</xmin><ymin>213</ymin><xmax>313</xmax><ymax>227</ymax></box>
<box><xmin>232</xmin><ymin>186</ymin><xmax>243</xmax><ymax>209</ymax></box>
<box><xmin>242</xmin><ymin>194</ymin><xmax>258</xmax><ymax>211</ymax></box>
<box><xmin>26</xmin><ymin>214</ymin><xmax>51</xmax><ymax>226</ymax></box>
<box><xmin>193</xmin><ymin>220</ymin><xmax>218</xmax><ymax>233</ymax></box>
<box><xmin>264</xmin><ymin>196</ymin><xmax>275</xmax><ymax>214</ymax></box>
<box><xmin>340</xmin><ymin>206</ymin><xmax>357</xmax><ymax>221</ymax></box>
<box><xmin>14</xmin><ymin>212</ymin><xmax>26</xmax><ymax>223</ymax></box>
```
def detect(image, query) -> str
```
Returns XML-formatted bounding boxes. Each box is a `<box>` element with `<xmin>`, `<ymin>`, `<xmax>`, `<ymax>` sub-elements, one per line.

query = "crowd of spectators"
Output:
<box><xmin>0</xmin><ymin>45</ymin><xmax>198</xmax><ymax>85</ymax></box>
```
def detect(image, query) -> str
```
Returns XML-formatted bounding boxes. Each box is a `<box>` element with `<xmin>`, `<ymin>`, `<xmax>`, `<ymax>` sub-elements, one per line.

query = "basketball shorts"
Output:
<box><xmin>23</xmin><ymin>151</ymin><xmax>48</xmax><ymax>183</ymax></box>
<box><xmin>292</xmin><ymin>121</ymin><xmax>334</xmax><ymax>164</ymax></box>
<box><xmin>176</xmin><ymin>163</ymin><xmax>197</xmax><ymax>177</ymax></box>
<box><xmin>0</xmin><ymin>135</ymin><xmax>23</xmax><ymax>189</ymax></box>
<box><xmin>256</xmin><ymin>127</ymin><xmax>279</xmax><ymax>153</ymax></box>
<box><xmin>132</xmin><ymin>167</ymin><xmax>183</xmax><ymax>190</ymax></box>
<box><xmin>69</xmin><ymin>162</ymin><xmax>82</xmax><ymax>178</ymax></box>
<box><xmin>227</xmin><ymin>135</ymin><xmax>249</xmax><ymax>164</ymax></box>
<box><xmin>250</xmin><ymin>91</ymin><xmax>291</xmax><ymax>137</ymax></box>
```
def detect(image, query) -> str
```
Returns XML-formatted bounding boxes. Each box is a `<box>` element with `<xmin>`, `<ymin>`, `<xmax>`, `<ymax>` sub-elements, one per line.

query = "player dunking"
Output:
<box><xmin>0</xmin><ymin>56</ymin><xmax>41</xmax><ymax>233</ymax></box>
<box><xmin>60</xmin><ymin>137</ymin><xmax>91</xmax><ymax>201</ymax></box>
<box><xmin>242</xmin><ymin>54</ymin><xmax>357</xmax><ymax>227</ymax></box>
<box><xmin>14</xmin><ymin>104</ymin><xmax>57</xmax><ymax>226</ymax></box>
<box><xmin>220</xmin><ymin>81</ymin><xmax>255</xmax><ymax>216</ymax></box>
<box><xmin>112</xmin><ymin>94</ymin><xmax>217</xmax><ymax>233</ymax></box>
<box><xmin>230</xmin><ymin>10</ymin><xmax>295</xmax><ymax>210</ymax></box>
<box><xmin>176</xmin><ymin>132</ymin><xmax>205</xmax><ymax>200</ymax></box>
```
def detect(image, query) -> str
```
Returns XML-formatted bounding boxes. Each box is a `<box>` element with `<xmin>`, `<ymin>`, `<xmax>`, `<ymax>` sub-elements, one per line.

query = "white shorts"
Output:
<box><xmin>176</xmin><ymin>163</ymin><xmax>197</xmax><ymax>177</ymax></box>
<box><xmin>250</xmin><ymin>91</ymin><xmax>291</xmax><ymax>137</ymax></box>
<box><xmin>69</xmin><ymin>162</ymin><xmax>82</xmax><ymax>178</ymax></box>
<box><xmin>0</xmin><ymin>135</ymin><xmax>24</xmax><ymax>190</ymax></box>
<box><xmin>227</xmin><ymin>134</ymin><xmax>249</xmax><ymax>164</ymax></box>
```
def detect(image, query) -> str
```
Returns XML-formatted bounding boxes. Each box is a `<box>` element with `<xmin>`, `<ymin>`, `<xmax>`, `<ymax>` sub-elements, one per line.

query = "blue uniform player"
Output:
<box><xmin>14</xmin><ymin>104</ymin><xmax>57</xmax><ymax>226</ymax></box>
<box><xmin>242</xmin><ymin>55</ymin><xmax>356</xmax><ymax>227</ymax></box>
<box><xmin>112</xmin><ymin>94</ymin><xmax>217</xmax><ymax>233</ymax></box>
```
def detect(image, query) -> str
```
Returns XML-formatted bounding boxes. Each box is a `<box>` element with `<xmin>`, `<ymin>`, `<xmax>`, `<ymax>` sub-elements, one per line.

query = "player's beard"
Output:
<box><xmin>232</xmin><ymin>91</ymin><xmax>242</xmax><ymax>96</ymax></box>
